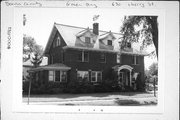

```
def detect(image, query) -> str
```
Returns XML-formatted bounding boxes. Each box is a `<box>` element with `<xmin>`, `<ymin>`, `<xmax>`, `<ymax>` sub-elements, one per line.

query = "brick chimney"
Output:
<box><xmin>93</xmin><ymin>23</ymin><xmax>99</xmax><ymax>35</ymax></box>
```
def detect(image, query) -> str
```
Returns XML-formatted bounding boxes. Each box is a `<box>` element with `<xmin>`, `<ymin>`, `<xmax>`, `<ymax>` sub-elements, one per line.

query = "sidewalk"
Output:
<box><xmin>23</xmin><ymin>92</ymin><xmax>157</xmax><ymax>106</ymax></box>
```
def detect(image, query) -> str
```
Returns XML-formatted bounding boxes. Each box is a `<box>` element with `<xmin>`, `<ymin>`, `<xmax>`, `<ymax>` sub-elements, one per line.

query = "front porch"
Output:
<box><xmin>113</xmin><ymin>65</ymin><xmax>137</xmax><ymax>90</ymax></box>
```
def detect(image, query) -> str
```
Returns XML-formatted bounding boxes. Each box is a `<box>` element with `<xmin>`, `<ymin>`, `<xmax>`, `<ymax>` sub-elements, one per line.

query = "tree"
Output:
<box><xmin>148</xmin><ymin>62</ymin><xmax>158</xmax><ymax>76</ymax></box>
<box><xmin>23</xmin><ymin>34</ymin><xmax>44</xmax><ymax>61</ymax></box>
<box><xmin>31</xmin><ymin>53</ymin><xmax>42</xmax><ymax>68</ymax></box>
<box><xmin>120</xmin><ymin>16</ymin><xmax>158</xmax><ymax>58</ymax></box>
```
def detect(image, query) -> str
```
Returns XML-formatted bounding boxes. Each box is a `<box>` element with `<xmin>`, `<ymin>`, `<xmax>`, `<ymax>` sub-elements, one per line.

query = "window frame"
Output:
<box><xmin>91</xmin><ymin>71</ymin><xmax>102</xmax><ymax>83</ymax></box>
<box><xmin>77</xmin><ymin>71</ymin><xmax>89</xmax><ymax>82</ymax></box>
<box><xmin>117</xmin><ymin>54</ymin><xmax>121</xmax><ymax>64</ymax></box>
<box><xmin>100</xmin><ymin>53</ymin><xmax>106</xmax><ymax>63</ymax></box>
<box><xmin>48</xmin><ymin>70</ymin><xmax>67</xmax><ymax>82</ymax></box>
<box><xmin>132</xmin><ymin>55</ymin><xmax>139</xmax><ymax>65</ymax></box>
<box><xmin>78</xmin><ymin>51</ymin><xmax>89</xmax><ymax>62</ymax></box>
<box><xmin>107</xmin><ymin>40</ymin><xmax>112</xmax><ymax>46</ymax></box>
<box><xmin>85</xmin><ymin>37</ymin><xmax>91</xmax><ymax>44</ymax></box>
<box><xmin>49</xmin><ymin>70</ymin><xmax>55</xmax><ymax>81</ymax></box>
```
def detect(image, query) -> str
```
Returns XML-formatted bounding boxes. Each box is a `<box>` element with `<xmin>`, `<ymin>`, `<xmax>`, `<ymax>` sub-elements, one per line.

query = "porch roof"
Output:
<box><xmin>112</xmin><ymin>65</ymin><xmax>133</xmax><ymax>72</ymax></box>
<box><xmin>28</xmin><ymin>63</ymin><xmax>71</xmax><ymax>72</ymax></box>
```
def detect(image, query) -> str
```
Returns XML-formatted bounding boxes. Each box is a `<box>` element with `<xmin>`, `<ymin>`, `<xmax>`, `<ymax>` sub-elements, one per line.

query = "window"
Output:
<box><xmin>107</xmin><ymin>40</ymin><xmax>112</xmax><ymax>46</ymax></box>
<box><xmin>61</xmin><ymin>71</ymin><xmax>67</xmax><ymax>82</ymax></box>
<box><xmin>49</xmin><ymin>70</ymin><xmax>67</xmax><ymax>82</ymax></box>
<box><xmin>126</xmin><ymin>42</ymin><xmax>131</xmax><ymax>48</ymax></box>
<box><xmin>132</xmin><ymin>55</ymin><xmax>139</xmax><ymax>65</ymax></box>
<box><xmin>91</xmin><ymin>71</ymin><xmax>102</xmax><ymax>82</ymax></box>
<box><xmin>84</xmin><ymin>51</ymin><xmax>89</xmax><ymax>62</ymax></box>
<box><xmin>85</xmin><ymin>37</ymin><xmax>91</xmax><ymax>44</ymax></box>
<box><xmin>49</xmin><ymin>71</ymin><xmax>54</xmax><ymax>81</ymax></box>
<box><xmin>100</xmin><ymin>53</ymin><xmax>106</xmax><ymax>63</ymax></box>
<box><xmin>78</xmin><ymin>51</ymin><xmax>89</xmax><ymax>62</ymax></box>
<box><xmin>53</xmin><ymin>36</ymin><xmax>61</xmax><ymax>48</ymax></box>
<box><xmin>56</xmin><ymin>36</ymin><xmax>61</xmax><ymax>46</ymax></box>
<box><xmin>77</xmin><ymin>71</ymin><xmax>89</xmax><ymax>82</ymax></box>
<box><xmin>117</xmin><ymin>54</ymin><xmax>121</xmax><ymax>63</ymax></box>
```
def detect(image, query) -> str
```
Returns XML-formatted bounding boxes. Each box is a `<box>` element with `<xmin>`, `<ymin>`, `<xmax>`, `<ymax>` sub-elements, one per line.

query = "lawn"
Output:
<box><xmin>23</xmin><ymin>92</ymin><xmax>157</xmax><ymax>106</ymax></box>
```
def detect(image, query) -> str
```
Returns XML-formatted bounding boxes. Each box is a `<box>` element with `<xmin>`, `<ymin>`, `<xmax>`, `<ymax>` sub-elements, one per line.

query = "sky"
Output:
<box><xmin>22</xmin><ymin>8</ymin><xmax>157</xmax><ymax>69</ymax></box>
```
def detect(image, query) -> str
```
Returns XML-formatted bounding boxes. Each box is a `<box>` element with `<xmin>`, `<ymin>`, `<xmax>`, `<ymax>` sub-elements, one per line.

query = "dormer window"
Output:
<box><xmin>126</xmin><ymin>42</ymin><xmax>131</xmax><ymax>48</ymax></box>
<box><xmin>107</xmin><ymin>40</ymin><xmax>112</xmax><ymax>46</ymax></box>
<box><xmin>85</xmin><ymin>37</ymin><xmax>91</xmax><ymax>44</ymax></box>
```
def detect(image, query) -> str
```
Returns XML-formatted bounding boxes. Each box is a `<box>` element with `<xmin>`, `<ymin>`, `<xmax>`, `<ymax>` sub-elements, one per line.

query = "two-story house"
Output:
<box><xmin>30</xmin><ymin>22</ymin><xmax>147</xmax><ymax>91</ymax></box>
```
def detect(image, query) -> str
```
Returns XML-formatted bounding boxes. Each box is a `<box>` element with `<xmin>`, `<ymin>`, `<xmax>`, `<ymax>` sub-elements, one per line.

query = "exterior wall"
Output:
<box><xmin>45</xmin><ymin>31</ymin><xmax>145</xmax><ymax>90</ymax></box>
<box><xmin>63</xmin><ymin>49</ymin><xmax>117</xmax><ymax>82</ymax></box>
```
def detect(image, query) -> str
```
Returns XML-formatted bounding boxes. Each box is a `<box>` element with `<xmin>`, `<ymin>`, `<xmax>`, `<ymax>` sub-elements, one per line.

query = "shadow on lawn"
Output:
<box><xmin>114</xmin><ymin>99</ymin><xmax>157</xmax><ymax>106</ymax></box>
<box><xmin>115</xmin><ymin>99</ymin><xmax>141</xmax><ymax>106</ymax></box>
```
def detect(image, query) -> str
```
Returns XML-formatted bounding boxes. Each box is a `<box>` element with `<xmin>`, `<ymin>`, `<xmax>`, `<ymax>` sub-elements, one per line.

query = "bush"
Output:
<box><xmin>66</xmin><ymin>81</ymin><xmax>95</xmax><ymax>94</ymax></box>
<box><xmin>23</xmin><ymin>81</ymin><xmax>67</xmax><ymax>95</ymax></box>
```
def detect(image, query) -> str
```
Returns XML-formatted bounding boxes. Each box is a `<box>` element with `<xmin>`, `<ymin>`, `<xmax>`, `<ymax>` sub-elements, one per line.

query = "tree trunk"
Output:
<box><xmin>151</xmin><ymin>16</ymin><xmax>158</xmax><ymax>58</ymax></box>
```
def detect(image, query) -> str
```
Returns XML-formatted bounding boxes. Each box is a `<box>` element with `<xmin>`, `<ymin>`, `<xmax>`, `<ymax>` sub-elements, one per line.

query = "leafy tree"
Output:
<box><xmin>23</xmin><ymin>34</ymin><xmax>43</xmax><ymax>61</ymax></box>
<box><xmin>31</xmin><ymin>53</ymin><xmax>42</xmax><ymax>68</ymax></box>
<box><xmin>148</xmin><ymin>62</ymin><xmax>158</xmax><ymax>76</ymax></box>
<box><xmin>120</xmin><ymin>16</ymin><xmax>158</xmax><ymax>58</ymax></box>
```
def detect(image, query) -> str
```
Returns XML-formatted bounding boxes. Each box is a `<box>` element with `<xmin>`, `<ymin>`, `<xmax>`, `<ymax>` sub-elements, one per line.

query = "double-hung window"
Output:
<box><xmin>117</xmin><ymin>54</ymin><xmax>121</xmax><ymax>63</ymax></box>
<box><xmin>132</xmin><ymin>55</ymin><xmax>139</xmax><ymax>65</ymax></box>
<box><xmin>78</xmin><ymin>51</ymin><xmax>89</xmax><ymax>62</ymax></box>
<box><xmin>48</xmin><ymin>71</ymin><xmax>67</xmax><ymax>82</ymax></box>
<box><xmin>85</xmin><ymin>37</ymin><xmax>91</xmax><ymax>44</ymax></box>
<box><xmin>100</xmin><ymin>53</ymin><xmax>106</xmax><ymax>63</ymax></box>
<box><xmin>91</xmin><ymin>71</ymin><xmax>102</xmax><ymax>82</ymax></box>
<box><xmin>107</xmin><ymin>40</ymin><xmax>112</xmax><ymax>46</ymax></box>
<box><xmin>49</xmin><ymin>71</ymin><xmax>55</xmax><ymax>81</ymax></box>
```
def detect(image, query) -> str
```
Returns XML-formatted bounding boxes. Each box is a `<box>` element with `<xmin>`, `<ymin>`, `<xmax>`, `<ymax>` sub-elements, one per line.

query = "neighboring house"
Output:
<box><xmin>23</xmin><ymin>57</ymin><xmax>48</xmax><ymax>81</ymax></box>
<box><xmin>30</xmin><ymin>22</ymin><xmax>147</xmax><ymax>91</ymax></box>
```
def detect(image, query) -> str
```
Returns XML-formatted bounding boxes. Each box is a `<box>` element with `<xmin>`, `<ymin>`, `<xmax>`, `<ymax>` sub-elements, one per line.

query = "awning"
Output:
<box><xmin>28</xmin><ymin>63</ymin><xmax>71</xmax><ymax>72</ymax></box>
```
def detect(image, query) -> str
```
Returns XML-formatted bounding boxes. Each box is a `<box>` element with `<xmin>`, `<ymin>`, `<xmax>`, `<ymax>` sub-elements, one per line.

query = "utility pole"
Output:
<box><xmin>27</xmin><ymin>73</ymin><xmax>32</xmax><ymax>105</ymax></box>
<box><xmin>153</xmin><ymin>76</ymin><xmax>156</xmax><ymax>97</ymax></box>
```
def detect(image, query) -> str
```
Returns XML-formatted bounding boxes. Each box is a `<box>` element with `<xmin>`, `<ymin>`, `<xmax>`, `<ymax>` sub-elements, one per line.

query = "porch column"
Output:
<box><xmin>130</xmin><ymin>70</ymin><xmax>132</xmax><ymax>87</ymax></box>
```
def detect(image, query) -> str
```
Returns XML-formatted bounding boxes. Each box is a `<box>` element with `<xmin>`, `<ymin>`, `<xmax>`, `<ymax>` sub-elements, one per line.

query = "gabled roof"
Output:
<box><xmin>99</xmin><ymin>31</ymin><xmax>116</xmax><ymax>40</ymax></box>
<box><xmin>76</xmin><ymin>27</ymin><xmax>95</xmax><ymax>37</ymax></box>
<box><xmin>44</xmin><ymin>23</ymin><xmax>148</xmax><ymax>56</ymax></box>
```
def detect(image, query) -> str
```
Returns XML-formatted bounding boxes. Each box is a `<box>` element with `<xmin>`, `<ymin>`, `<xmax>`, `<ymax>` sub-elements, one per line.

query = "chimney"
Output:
<box><xmin>93</xmin><ymin>23</ymin><xmax>99</xmax><ymax>35</ymax></box>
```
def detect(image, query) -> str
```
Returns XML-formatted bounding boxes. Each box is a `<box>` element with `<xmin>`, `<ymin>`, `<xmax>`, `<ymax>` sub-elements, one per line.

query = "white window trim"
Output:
<box><xmin>107</xmin><ymin>40</ymin><xmax>113</xmax><ymax>46</ymax></box>
<box><xmin>60</xmin><ymin>71</ymin><xmax>67</xmax><ymax>82</ymax></box>
<box><xmin>91</xmin><ymin>71</ymin><xmax>102</xmax><ymax>82</ymax></box>
<box><xmin>133</xmin><ymin>55</ymin><xmax>139</xmax><ymax>65</ymax></box>
<box><xmin>85</xmin><ymin>37</ymin><xmax>91</xmax><ymax>44</ymax></box>
<box><xmin>77</xmin><ymin>71</ymin><xmax>89</xmax><ymax>82</ymax></box>
<box><xmin>117</xmin><ymin>54</ymin><xmax>121</xmax><ymax>63</ymax></box>
<box><xmin>49</xmin><ymin>70</ymin><xmax>67</xmax><ymax>82</ymax></box>
<box><xmin>79</xmin><ymin>51</ymin><xmax>89</xmax><ymax>62</ymax></box>
<box><xmin>49</xmin><ymin>70</ymin><xmax>55</xmax><ymax>81</ymax></box>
